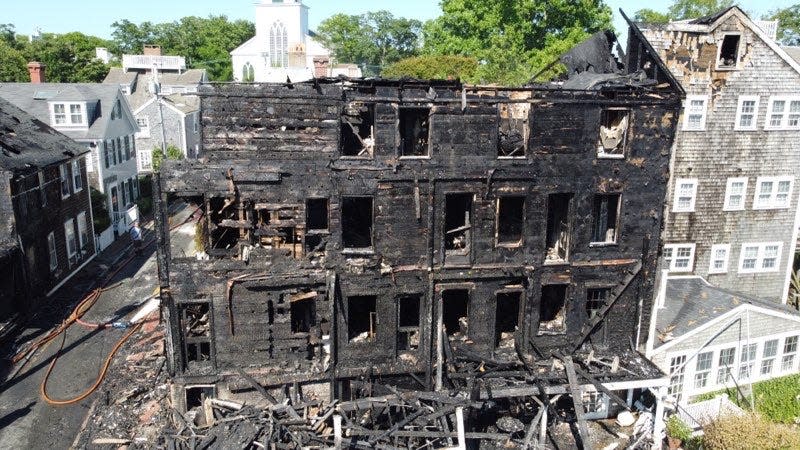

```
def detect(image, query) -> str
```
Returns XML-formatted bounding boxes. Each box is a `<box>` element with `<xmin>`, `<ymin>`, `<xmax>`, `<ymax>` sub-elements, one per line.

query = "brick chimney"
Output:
<box><xmin>143</xmin><ymin>45</ymin><xmax>162</xmax><ymax>56</ymax></box>
<box><xmin>27</xmin><ymin>61</ymin><xmax>45</xmax><ymax>83</ymax></box>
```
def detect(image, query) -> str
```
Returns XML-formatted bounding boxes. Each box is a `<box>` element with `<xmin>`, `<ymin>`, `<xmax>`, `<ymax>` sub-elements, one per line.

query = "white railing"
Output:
<box><xmin>123</xmin><ymin>54</ymin><xmax>186</xmax><ymax>72</ymax></box>
<box><xmin>112</xmin><ymin>204</ymin><xmax>140</xmax><ymax>234</ymax></box>
<box><xmin>95</xmin><ymin>226</ymin><xmax>115</xmax><ymax>252</ymax></box>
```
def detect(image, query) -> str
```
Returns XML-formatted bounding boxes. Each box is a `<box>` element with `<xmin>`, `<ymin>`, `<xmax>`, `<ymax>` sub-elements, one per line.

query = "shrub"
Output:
<box><xmin>666</xmin><ymin>414</ymin><xmax>692</xmax><ymax>442</ymax></box>
<box><xmin>90</xmin><ymin>187</ymin><xmax>111</xmax><ymax>232</ymax></box>
<box><xmin>703</xmin><ymin>412</ymin><xmax>800</xmax><ymax>450</ymax></box>
<box><xmin>136</xmin><ymin>197</ymin><xmax>153</xmax><ymax>216</ymax></box>
<box><xmin>692</xmin><ymin>374</ymin><xmax>800</xmax><ymax>424</ymax></box>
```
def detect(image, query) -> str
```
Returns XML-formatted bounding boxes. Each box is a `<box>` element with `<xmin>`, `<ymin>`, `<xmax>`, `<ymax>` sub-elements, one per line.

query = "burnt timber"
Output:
<box><xmin>156</xmin><ymin>26</ymin><xmax>683</xmax><ymax>449</ymax></box>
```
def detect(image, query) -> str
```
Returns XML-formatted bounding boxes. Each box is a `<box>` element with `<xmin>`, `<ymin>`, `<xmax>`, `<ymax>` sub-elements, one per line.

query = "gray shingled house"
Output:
<box><xmin>0</xmin><ymin>81</ymin><xmax>141</xmax><ymax>250</ymax></box>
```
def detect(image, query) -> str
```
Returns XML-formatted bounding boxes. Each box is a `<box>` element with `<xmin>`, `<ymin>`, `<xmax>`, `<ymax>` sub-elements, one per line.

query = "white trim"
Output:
<box><xmin>133</xmin><ymin>97</ymin><xmax>156</xmax><ymax>115</ymax></box>
<box><xmin>738</xmin><ymin>242</ymin><xmax>783</xmax><ymax>273</ymax></box>
<box><xmin>47</xmin><ymin>231</ymin><xmax>57</xmax><ymax>272</ymax></box>
<box><xmin>59</xmin><ymin>163</ymin><xmax>70</xmax><ymax>199</ymax></box>
<box><xmin>715</xmin><ymin>32</ymin><xmax>742</xmax><ymax>70</ymax></box>
<box><xmin>672</xmin><ymin>178</ymin><xmax>698</xmax><ymax>212</ymax></box>
<box><xmin>781</xmin><ymin>188</ymin><xmax>800</xmax><ymax>304</ymax></box>
<box><xmin>723</xmin><ymin>177</ymin><xmax>748</xmax><ymax>211</ymax></box>
<box><xmin>71</xmin><ymin>159</ymin><xmax>83</xmax><ymax>193</ymax></box>
<box><xmin>45</xmin><ymin>253</ymin><xmax>96</xmax><ymax>297</ymax></box>
<box><xmin>682</xmin><ymin>95</ymin><xmax>708</xmax><ymax>131</ymax></box>
<box><xmin>663</xmin><ymin>243</ymin><xmax>696</xmax><ymax>272</ymax></box>
<box><xmin>733</xmin><ymin>95</ymin><xmax>759</xmax><ymax>130</ymax></box>
<box><xmin>764</xmin><ymin>96</ymin><xmax>800</xmax><ymax>130</ymax></box>
<box><xmin>708</xmin><ymin>244</ymin><xmax>730</xmax><ymax>274</ymax></box>
<box><xmin>753</xmin><ymin>176</ymin><xmax>793</xmax><ymax>209</ymax></box>
<box><xmin>49</xmin><ymin>101</ymin><xmax>88</xmax><ymax>127</ymax></box>
<box><xmin>64</xmin><ymin>218</ymin><xmax>77</xmax><ymax>259</ymax></box>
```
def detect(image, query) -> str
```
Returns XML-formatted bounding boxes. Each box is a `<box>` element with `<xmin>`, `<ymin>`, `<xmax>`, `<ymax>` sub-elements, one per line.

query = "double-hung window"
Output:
<box><xmin>663</xmin><ymin>243</ymin><xmax>695</xmax><ymax>272</ymax></box>
<box><xmin>71</xmin><ymin>160</ymin><xmax>82</xmax><ymax>192</ymax></box>
<box><xmin>77</xmin><ymin>212</ymin><xmax>88</xmax><ymax>253</ymax></box>
<box><xmin>694</xmin><ymin>351</ymin><xmax>713</xmax><ymax>389</ymax></box>
<box><xmin>708</xmin><ymin>244</ymin><xmax>730</xmax><ymax>274</ymax></box>
<box><xmin>668</xmin><ymin>355</ymin><xmax>687</xmax><ymax>398</ymax></box>
<box><xmin>723</xmin><ymin>177</ymin><xmax>747</xmax><ymax>210</ymax></box>
<box><xmin>673</xmin><ymin>178</ymin><xmax>698</xmax><ymax>212</ymax></box>
<box><xmin>734</xmin><ymin>96</ymin><xmax>759</xmax><ymax>130</ymax></box>
<box><xmin>765</xmin><ymin>96</ymin><xmax>800</xmax><ymax>130</ymax></box>
<box><xmin>739</xmin><ymin>242</ymin><xmax>782</xmax><ymax>273</ymax></box>
<box><xmin>782</xmin><ymin>336</ymin><xmax>798</xmax><ymax>372</ymax></box>
<box><xmin>716</xmin><ymin>347</ymin><xmax>735</xmax><ymax>384</ymax></box>
<box><xmin>64</xmin><ymin>219</ymin><xmax>77</xmax><ymax>262</ymax></box>
<box><xmin>47</xmin><ymin>232</ymin><xmax>57</xmax><ymax>272</ymax></box>
<box><xmin>738</xmin><ymin>343</ymin><xmax>757</xmax><ymax>380</ymax></box>
<box><xmin>53</xmin><ymin>104</ymin><xmax>66</xmax><ymax>124</ymax></box>
<box><xmin>761</xmin><ymin>339</ymin><xmax>778</xmax><ymax>376</ymax></box>
<box><xmin>683</xmin><ymin>95</ymin><xmax>708</xmax><ymax>131</ymax></box>
<box><xmin>59</xmin><ymin>164</ymin><xmax>70</xmax><ymax>198</ymax></box>
<box><xmin>753</xmin><ymin>176</ymin><xmax>793</xmax><ymax>209</ymax></box>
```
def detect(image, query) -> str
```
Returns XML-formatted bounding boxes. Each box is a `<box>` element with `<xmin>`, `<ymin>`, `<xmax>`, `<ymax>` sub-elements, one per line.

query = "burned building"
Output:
<box><xmin>155</xmin><ymin>23</ymin><xmax>683</xmax><ymax>448</ymax></box>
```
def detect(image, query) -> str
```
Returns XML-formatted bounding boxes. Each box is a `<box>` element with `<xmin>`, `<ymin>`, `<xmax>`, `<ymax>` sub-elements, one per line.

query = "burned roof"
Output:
<box><xmin>655</xmin><ymin>277</ymin><xmax>800</xmax><ymax>347</ymax></box>
<box><xmin>688</xmin><ymin>6</ymin><xmax>738</xmax><ymax>25</ymax></box>
<box><xmin>0</xmin><ymin>97</ymin><xmax>89</xmax><ymax>172</ymax></box>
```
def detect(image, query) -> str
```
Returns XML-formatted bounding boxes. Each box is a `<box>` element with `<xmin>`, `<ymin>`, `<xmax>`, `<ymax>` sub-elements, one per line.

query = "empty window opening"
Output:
<box><xmin>718</xmin><ymin>35</ymin><xmax>740</xmax><ymax>68</ymax></box>
<box><xmin>180</xmin><ymin>302</ymin><xmax>212</xmax><ymax>364</ymax></box>
<box><xmin>342</xmin><ymin>197</ymin><xmax>373</xmax><ymax>249</ymax></box>
<box><xmin>497</xmin><ymin>196</ymin><xmax>524</xmax><ymax>246</ymax></box>
<box><xmin>498</xmin><ymin>103</ymin><xmax>528</xmax><ymax>157</ymax></box>
<box><xmin>442</xmin><ymin>289</ymin><xmax>469</xmax><ymax>338</ymax></box>
<box><xmin>274</xmin><ymin>227</ymin><xmax>303</xmax><ymax>258</ymax></box>
<box><xmin>445</xmin><ymin>193</ymin><xmax>473</xmax><ymax>253</ymax></box>
<box><xmin>546</xmin><ymin>194</ymin><xmax>572</xmax><ymax>261</ymax></box>
<box><xmin>290</xmin><ymin>294</ymin><xmax>316</xmax><ymax>333</ymax></box>
<box><xmin>598</xmin><ymin>109</ymin><xmax>629</xmax><ymax>155</ymax></box>
<box><xmin>209</xmin><ymin>197</ymin><xmax>241</xmax><ymax>250</ymax></box>
<box><xmin>185</xmin><ymin>385</ymin><xmax>215</xmax><ymax>410</ymax></box>
<box><xmin>592</xmin><ymin>194</ymin><xmax>620</xmax><ymax>243</ymax></box>
<box><xmin>539</xmin><ymin>285</ymin><xmax>566</xmax><ymax>334</ymax></box>
<box><xmin>306</xmin><ymin>198</ymin><xmax>329</xmax><ymax>230</ymax></box>
<box><xmin>495</xmin><ymin>292</ymin><xmax>521</xmax><ymax>347</ymax></box>
<box><xmin>399</xmin><ymin>107</ymin><xmax>430</xmax><ymax>157</ymax></box>
<box><xmin>340</xmin><ymin>103</ymin><xmax>375</xmax><ymax>157</ymax></box>
<box><xmin>397</xmin><ymin>295</ymin><xmax>421</xmax><ymax>352</ymax></box>
<box><xmin>267</xmin><ymin>299</ymin><xmax>275</xmax><ymax>325</ymax></box>
<box><xmin>305</xmin><ymin>234</ymin><xmax>325</xmax><ymax>254</ymax></box>
<box><xmin>348</xmin><ymin>295</ymin><xmax>376</xmax><ymax>342</ymax></box>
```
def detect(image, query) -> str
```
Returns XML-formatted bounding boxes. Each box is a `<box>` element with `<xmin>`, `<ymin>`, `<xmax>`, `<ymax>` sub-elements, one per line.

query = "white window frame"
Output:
<box><xmin>716</xmin><ymin>347</ymin><xmax>736</xmax><ymax>385</ymax></box>
<box><xmin>693</xmin><ymin>351</ymin><xmax>713</xmax><ymax>389</ymax></box>
<box><xmin>663</xmin><ymin>243</ymin><xmax>696</xmax><ymax>272</ymax></box>
<box><xmin>668</xmin><ymin>354</ymin><xmax>687</xmax><ymax>399</ymax></box>
<box><xmin>764</xmin><ymin>96</ymin><xmax>800</xmax><ymax>130</ymax></box>
<box><xmin>781</xmin><ymin>336</ymin><xmax>798</xmax><ymax>372</ymax></box>
<box><xmin>50</xmin><ymin>101</ymin><xmax>87</xmax><ymax>126</ymax></box>
<box><xmin>672</xmin><ymin>178</ymin><xmax>698</xmax><ymax>212</ymax></box>
<box><xmin>135</xmin><ymin>117</ymin><xmax>150</xmax><ymax>138</ymax></box>
<box><xmin>723</xmin><ymin>177</ymin><xmax>748</xmax><ymax>211</ymax></box>
<box><xmin>64</xmin><ymin>219</ymin><xmax>77</xmax><ymax>260</ymax></box>
<box><xmin>734</xmin><ymin>95</ymin><xmax>759</xmax><ymax>130</ymax></box>
<box><xmin>716</xmin><ymin>33</ymin><xmax>742</xmax><ymax>70</ymax></box>
<box><xmin>708</xmin><ymin>244</ymin><xmax>730</xmax><ymax>274</ymax></box>
<box><xmin>77</xmin><ymin>212</ymin><xmax>88</xmax><ymax>253</ymax></box>
<box><xmin>683</xmin><ymin>95</ymin><xmax>708</xmax><ymax>131</ymax></box>
<box><xmin>59</xmin><ymin>163</ymin><xmax>70</xmax><ymax>199</ymax></box>
<box><xmin>760</xmin><ymin>339</ymin><xmax>778</xmax><ymax>376</ymax></box>
<box><xmin>753</xmin><ymin>176</ymin><xmax>793</xmax><ymax>209</ymax></box>
<box><xmin>738</xmin><ymin>342</ymin><xmax>757</xmax><ymax>381</ymax></box>
<box><xmin>71</xmin><ymin>159</ymin><xmax>82</xmax><ymax>193</ymax></box>
<box><xmin>738</xmin><ymin>242</ymin><xmax>782</xmax><ymax>273</ymax></box>
<box><xmin>47</xmin><ymin>231</ymin><xmax>57</xmax><ymax>272</ymax></box>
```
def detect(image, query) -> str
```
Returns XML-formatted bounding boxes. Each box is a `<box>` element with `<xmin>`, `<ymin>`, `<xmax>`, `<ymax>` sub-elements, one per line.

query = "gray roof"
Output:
<box><xmin>782</xmin><ymin>46</ymin><xmax>800</xmax><ymax>65</ymax></box>
<box><xmin>0</xmin><ymin>83</ymin><xmax>125</xmax><ymax>141</ymax></box>
<box><xmin>103</xmin><ymin>68</ymin><xmax>205</xmax><ymax>113</ymax></box>
<box><xmin>0</xmin><ymin>97</ymin><xmax>88</xmax><ymax>172</ymax></box>
<box><xmin>655</xmin><ymin>278</ymin><xmax>800</xmax><ymax>347</ymax></box>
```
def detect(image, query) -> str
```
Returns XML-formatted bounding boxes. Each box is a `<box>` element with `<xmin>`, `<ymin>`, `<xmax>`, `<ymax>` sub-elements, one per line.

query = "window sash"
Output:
<box><xmin>664</xmin><ymin>244</ymin><xmax>695</xmax><ymax>272</ymax></box>
<box><xmin>683</xmin><ymin>96</ymin><xmax>708</xmax><ymax>130</ymax></box>
<box><xmin>48</xmin><ymin>232</ymin><xmax>57</xmax><ymax>271</ymax></box>
<box><xmin>673</xmin><ymin>178</ymin><xmax>697</xmax><ymax>212</ymax></box>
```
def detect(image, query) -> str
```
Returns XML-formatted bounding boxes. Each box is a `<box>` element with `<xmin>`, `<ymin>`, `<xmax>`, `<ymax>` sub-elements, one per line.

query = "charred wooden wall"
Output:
<box><xmin>161</xmin><ymin>80</ymin><xmax>680</xmax><ymax>394</ymax></box>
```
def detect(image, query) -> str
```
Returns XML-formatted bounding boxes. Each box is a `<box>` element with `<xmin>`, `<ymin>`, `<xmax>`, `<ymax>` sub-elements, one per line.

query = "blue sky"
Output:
<box><xmin>4</xmin><ymin>1</ymin><xmax>794</xmax><ymax>41</ymax></box>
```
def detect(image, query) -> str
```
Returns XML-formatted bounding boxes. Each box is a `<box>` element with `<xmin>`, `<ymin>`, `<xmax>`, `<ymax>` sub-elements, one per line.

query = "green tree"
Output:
<box><xmin>0</xmin><ymin>41</ymin><xmax>27</xmax><ymax>82</ymax></box>
<box><xmin>151</xmin><ymin>145</ymin><xmax>184</xmax><ymax>171</ymax></box>
<box><xmin>382</xmin><ymin>54</ymin><xmax>478</xmax><ymax>80</ymax></box>
<box><xmin>23</xmin><ymin>32</ymin><xmax>112</xmax><ymax>82</ymax></box>
<box><xmin>421</xmin><ymin>0</ymin><xmax>613</xmax><ymax>85</ymax></box>
<box><xmin>635</xmin><ymin>0</ymin><xmax>734</xmax><ymax>24</ymax></box>
<box><xmin>316</xmin><ymin>11</ymin><xmax>422</xmax><ymax>76</ymax></box>
<box><xmin>110</xmin><ymin>16</ymin><xmax>254</xmax><ymax>81</ymax></box>
<box><xmin>765</xmin><ymin>5</ymin><xmax>800</xmax><ymax>46</ymax></box>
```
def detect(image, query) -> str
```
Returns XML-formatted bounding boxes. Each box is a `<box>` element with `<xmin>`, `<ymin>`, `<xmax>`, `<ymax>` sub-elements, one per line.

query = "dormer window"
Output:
<box><xmin>51</xmin><ymin>102</ymin><xmax>86</xmax><ymax>126</ymax></box>
<box><xmin>717</xmin><ymin>34</ymin><xmax>741</xmax><ymax>69</ymax></box>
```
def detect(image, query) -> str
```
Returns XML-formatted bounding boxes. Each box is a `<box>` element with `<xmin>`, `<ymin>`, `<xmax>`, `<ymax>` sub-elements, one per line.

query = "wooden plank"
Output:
<box><xmin>562</xmin><ymin>356</ymin><xmax>593</xmax><ymax>450</ymax></box>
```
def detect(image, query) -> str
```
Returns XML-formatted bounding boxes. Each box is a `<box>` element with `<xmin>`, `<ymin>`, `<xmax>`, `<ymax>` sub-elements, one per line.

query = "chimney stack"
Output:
<box><xmin>143</xmin><ymin>45</ymin><xmax>162</xmax><ymax>56</ymax></box>
<box><xmin>27</xmin><ymin>61</ymin><xmax>45</xmax><ymax>83</ymax></box>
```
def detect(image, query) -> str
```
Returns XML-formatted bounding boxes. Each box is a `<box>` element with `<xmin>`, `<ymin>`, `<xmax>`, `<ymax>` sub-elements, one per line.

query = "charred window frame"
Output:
<box><xmin>591</xmin><ymin>194</ymin><xmax>621</xmax><ymax>245</ymax></box>
<box><xmin>208</xmin><ymin>197</ymin><xmax>244</xmax><ymax>252</ymax></box>
<box><xmin>586</xmin><ymin>287</ymin><xmax>610</xmax><ymax>343</ymax></box>
<box><xmin>341</xmin><ymin>196</ymin><xmax>374</xmax><ymax>252</ymax></box>
<box><xmin>494</xmin><ymin>290</ymin><xmax>522</xmax><ymax>348</ymax></box>
<box><xmin>717</xmin><ymin>33</ymin><xmax>741</xmax><ymax>70</ymax></box>
<box><xmin>396</xmin><ymin>294</ymin><xmax>421</xmax><ymax>353</ymax></box>
<box><xmin>289</xmin><ymin>290</ymin><xmax>317</xmax><ymax>334</ymax></box>
<box><xmin>340</xmin><ymin>102</ymin><xmax>375</xmax><ymax>158</ymax></box>
<box><xmin>399</xmin><ymin>107</ymin><xmax>431</xmax><ymax>158</ymax></box>
<box><xmin>545</xmin><ymin>193</ymin><xmax>572</xmax><ymax>262</ymax></box>
<box><xmin>347</xmin><ymin>295</ymin><xmax>377</xmax><ymax>343</ymax></box>
<box><xmin>444</xmin><ymin>193</ymin><xmax>473</xmax><ymax>255</ymax></box>
<box><xmin>496</xmin><ymin>196</ymin><xmax>525</xmax><ymax>247</ymax></box>
<box><xmin>597</xmin><ymin>108</ymin><xmax>630</xmax><ymax>158</ymax></box>
<box><xmin>538</xmin><ymin>284</ymin><xmax>567</xmax><ymax>335</ymax></box>
<box><xmin>305</xmin><ymin>198</ymin><xmax>329</xmax><ymax>254</ymax></box>
<box><xmin>179</xmin><ymin>300</ymin><xmax>214</xmax><ymax>368</ymax></box>
<box><xmin>185</xmin><ymin>384</ymin><xmax>216</xmax><ymax>411</ymax></box>
<box><xmin>498</xmin><ymin>103</ymin><xmax>528</xmax><ymax>158</ymax></box>
<box><xmin>442</xmin><ymin>289</ymin><xmax>470</xmax><ymax>339</ymax></box>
